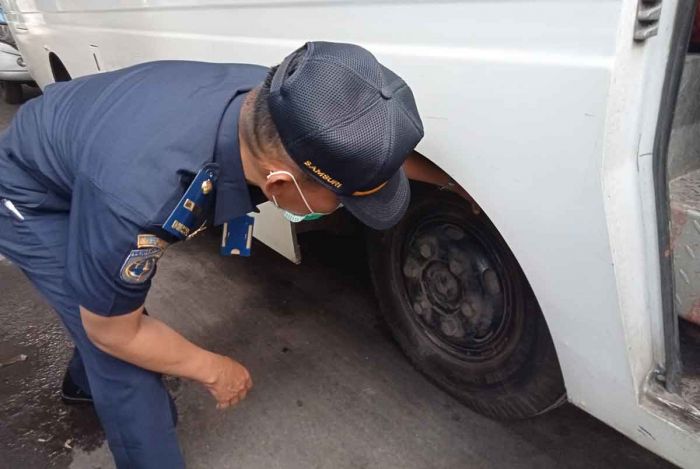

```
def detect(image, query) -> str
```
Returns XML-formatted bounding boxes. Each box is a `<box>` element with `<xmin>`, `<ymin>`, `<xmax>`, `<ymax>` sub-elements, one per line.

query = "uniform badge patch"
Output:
<box><xmin>137</xmin><ymin>234</ymin><xmax>170</xmax><ymax>250</ymax></box>
<box><xmin>119</xmin><ymin>247</ymin><xmax>162</xmax><ymax>284</ymax></box>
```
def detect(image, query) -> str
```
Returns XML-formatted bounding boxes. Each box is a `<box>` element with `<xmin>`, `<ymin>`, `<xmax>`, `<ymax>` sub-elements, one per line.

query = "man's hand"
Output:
<box><xmin>80</xmin><ymin>306</ymin><xmax>253</xmax><ymax>410</ymax></box>
<box><xmin>403</xmin><ymin>151</ymin><xmax>480</xmax><ymax>214</ymax></box>
<box><xmin>204</xmin><ymin>355</ymin><xmax>253</xmax><ymax>410</ymax></box>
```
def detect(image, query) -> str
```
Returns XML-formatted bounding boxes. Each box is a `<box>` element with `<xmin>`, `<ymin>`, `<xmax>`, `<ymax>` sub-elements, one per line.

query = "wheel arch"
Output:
<box><xmin>405</xmin><ymin>151</ymin><xmax>564</xmax><ymax>385</ymax></box>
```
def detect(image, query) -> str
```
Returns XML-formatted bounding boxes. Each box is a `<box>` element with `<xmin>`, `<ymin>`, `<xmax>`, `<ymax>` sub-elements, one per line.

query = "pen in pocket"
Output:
<box><xmin>1</xmin><ymin>199</ymin><xmax>25</xmax><ymax>221</ymax></box>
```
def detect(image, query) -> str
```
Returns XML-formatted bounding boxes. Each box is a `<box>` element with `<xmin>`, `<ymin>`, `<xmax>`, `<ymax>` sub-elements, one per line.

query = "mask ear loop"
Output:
<box><xmin>268</xmin><ymin>170</ymin><xmax>316</xmax><ymax>215</ymax></box>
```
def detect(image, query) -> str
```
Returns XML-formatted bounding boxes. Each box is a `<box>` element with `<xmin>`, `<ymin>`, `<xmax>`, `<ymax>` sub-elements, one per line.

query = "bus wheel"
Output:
<box><xmin>367</xmin><ymin>189</ymin><xmax>566</xmax><ymax>419</ymax></box>
<box><xmin>4</xmin><ymin>82</ymin><xmax>23</xmax><ymax>104</ymax></box>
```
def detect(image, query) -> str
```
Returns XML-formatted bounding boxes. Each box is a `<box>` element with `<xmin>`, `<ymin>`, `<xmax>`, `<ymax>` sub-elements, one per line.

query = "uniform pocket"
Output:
<box><xmin>0</xmin><ymin>183</ymin><xmax>48</xmax><ymax>209</ymax></box>
<box><xmin>34</xmin><ymin>190</ymin><xmax>70</xmax><ymax>212</ymax></box>
<box><xmin>0</xmin><ymin>160</ymin><xmax>50</xmax><ymax>210</ymax></box>
<box><xmin>0</xmin><ymin>182</ymin><xmax>69</xmax><ymax>213</ymax></box>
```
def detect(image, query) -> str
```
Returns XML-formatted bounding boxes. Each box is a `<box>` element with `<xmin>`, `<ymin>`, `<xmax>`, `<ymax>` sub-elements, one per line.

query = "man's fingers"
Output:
<box><xmin>217</xmin><ymin>401</ymin><xmax>230</xmax><ymax>410</ymax></box>
<box><xmin>215</xmin><ymin>388</ymin><xmax>250</xmax><ymax>411</ymax></box>
<box><xmin>207</xmin><ymin>360</ymin><xmax>252</xmax><ymax>411</ymax></box>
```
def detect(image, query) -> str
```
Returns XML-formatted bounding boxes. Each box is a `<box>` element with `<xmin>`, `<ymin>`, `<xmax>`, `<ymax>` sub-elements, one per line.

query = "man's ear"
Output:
<box><xmin>263</xmin><ymin>171</ymin><xmax>294</xmax><ymax>198</ymax></box>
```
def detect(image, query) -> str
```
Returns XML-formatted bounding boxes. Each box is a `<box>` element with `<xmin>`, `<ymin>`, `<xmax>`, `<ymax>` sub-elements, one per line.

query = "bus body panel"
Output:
<box><xmin>3</xmin><ymin>0</ymin><xmax>699</xmax><ymax>465</ymax></box>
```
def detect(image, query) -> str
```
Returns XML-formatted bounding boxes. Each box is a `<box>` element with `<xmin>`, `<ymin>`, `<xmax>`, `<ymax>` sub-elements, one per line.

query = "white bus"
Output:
<box><xmin>3</xmin><ymin>0</ymin><xmax>700</xmax><ymax>466</ymax></box>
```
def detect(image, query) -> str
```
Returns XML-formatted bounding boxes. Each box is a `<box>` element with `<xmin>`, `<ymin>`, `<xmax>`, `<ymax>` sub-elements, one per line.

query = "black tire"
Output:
<box><xmin>4</xmin><ymin>82</ymin><xmax>23</xmax><ymax>104</ymax></box>
<box><xmin>367</xmin><ymin>187</ymin><xmax>566</xmax><ymax>419</ymax></box>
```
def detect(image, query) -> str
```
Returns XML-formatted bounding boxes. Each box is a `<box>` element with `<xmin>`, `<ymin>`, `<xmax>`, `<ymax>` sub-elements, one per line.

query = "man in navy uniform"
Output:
<box><xmin>0</xmin><ymin>42</ymin><xmax>423</xmax><ymax>468</ymax></box>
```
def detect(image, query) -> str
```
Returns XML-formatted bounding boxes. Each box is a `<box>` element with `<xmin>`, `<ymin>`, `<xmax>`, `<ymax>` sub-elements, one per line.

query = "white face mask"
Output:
<box><xmin>267</xmin><ymin>170</ymin><xmax>339</xmax><ymax>223</ymax></box>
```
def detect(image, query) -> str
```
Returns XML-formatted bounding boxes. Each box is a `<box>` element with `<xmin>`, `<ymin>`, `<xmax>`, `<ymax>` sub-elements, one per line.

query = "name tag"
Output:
<box><xmin>220</xmin><ymin>215</ymin><xmax>255</xmax><ymax>256</ymax></box>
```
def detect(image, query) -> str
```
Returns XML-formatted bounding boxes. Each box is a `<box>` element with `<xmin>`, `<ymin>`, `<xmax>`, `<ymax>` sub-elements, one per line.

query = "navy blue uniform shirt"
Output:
<box><xmin>0</xmin><ymin>61</ymin><xmax>268</xmax><ymax>316</ymax></box>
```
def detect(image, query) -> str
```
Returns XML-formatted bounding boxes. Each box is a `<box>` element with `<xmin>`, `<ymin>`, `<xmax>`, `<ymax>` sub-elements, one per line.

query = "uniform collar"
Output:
<box><xmin>213</xmin><ymin>92</ymin><xmax>256</xmax><ymax>226</ymax></box>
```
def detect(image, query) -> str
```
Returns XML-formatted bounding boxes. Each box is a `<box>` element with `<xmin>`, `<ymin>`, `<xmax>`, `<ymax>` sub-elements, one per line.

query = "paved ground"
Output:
<box><xmin>0</xmin><ymin>87</ymin><xmax>677</xmax><ymax>468</ymax></box>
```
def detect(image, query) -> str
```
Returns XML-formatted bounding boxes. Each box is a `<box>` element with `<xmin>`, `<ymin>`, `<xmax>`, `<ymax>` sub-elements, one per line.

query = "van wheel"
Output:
<box><xmin>4</xmin><ymin>82</ymin><xmax>23</xmax><ymax>104</ymax></box>
<box><xmin>367</xmin><ymin>188</ymin><xmax>566</xmax><ymax>419</ymax></box>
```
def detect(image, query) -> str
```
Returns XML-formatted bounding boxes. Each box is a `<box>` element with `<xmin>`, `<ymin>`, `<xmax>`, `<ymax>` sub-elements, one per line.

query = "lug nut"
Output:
<box><xmin>440</xmin><ymin>316</ymin><xmax>464</xmax><ymax>338</ymax></box>
<box><xmin>460</xmin><ymin>302</ymin><xmax>477</xmax><ymax>320</ymax></box>
<box><xmin>483</xmin><ymin>269</ymin><xmax>501</xmax><ymax>295</ymax></box>
<box><xmin>445</xmin><ymin>227</ymin><xmax>465</xmax><ymax>240</ymax></box>
<box><xmin>403</xmin><ymin>258</ymin><xmax>421</xmax><ymax>278</ymax></box>
<box><xmin>449</xmin><ymin>259</ymin><xmax>464</xmax><ymax>276</ymax></box>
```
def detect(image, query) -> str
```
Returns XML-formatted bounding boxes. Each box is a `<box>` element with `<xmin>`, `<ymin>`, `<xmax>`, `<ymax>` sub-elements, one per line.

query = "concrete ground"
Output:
<box><xmin>0</xmin><ymin>87</ymin><xmax>677</xmax><ymax>469</ymax></box>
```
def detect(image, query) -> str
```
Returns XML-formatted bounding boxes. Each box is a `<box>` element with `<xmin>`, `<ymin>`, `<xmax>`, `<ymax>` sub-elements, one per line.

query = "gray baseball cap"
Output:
<box><xmin>268</xmin><ymin>41</ymin><xmax>424</xmax><ymax>230</ymax></box>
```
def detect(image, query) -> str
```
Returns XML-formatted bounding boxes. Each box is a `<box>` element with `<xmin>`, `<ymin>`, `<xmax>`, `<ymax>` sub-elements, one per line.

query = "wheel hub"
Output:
<box><xmin>423</xmin><ymin>261</ymin><xmax>462</xmax><ymax>308</ymax></box>
<box><xmin>402</xmin><ymin>221</ymin><xmax>509</xmax><ymax>359</ymax></box>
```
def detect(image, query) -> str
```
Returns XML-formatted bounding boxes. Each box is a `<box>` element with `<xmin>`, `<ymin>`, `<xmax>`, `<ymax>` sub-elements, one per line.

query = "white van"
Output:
<box><xmin>2</xmin><ymin>0</ymin><xmax>699</xmax><ymax>466</ymax></box>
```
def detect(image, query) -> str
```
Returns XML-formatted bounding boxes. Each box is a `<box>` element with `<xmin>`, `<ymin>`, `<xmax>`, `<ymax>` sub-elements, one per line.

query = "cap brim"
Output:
<box><xmin>339</xmin><ymin>169</ymin><xmax>410</xmax><ymax>230</ymax></box>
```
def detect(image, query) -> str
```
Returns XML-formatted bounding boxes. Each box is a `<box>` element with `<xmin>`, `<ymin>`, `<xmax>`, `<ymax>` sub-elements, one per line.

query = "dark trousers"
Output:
<box><xmin>0</xmin><ymin>208</ymin><xmax>184</xmax><ymax>468</ymax></box>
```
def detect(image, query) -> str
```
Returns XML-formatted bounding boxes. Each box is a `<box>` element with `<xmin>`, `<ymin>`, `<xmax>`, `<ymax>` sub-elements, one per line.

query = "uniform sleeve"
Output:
<box><xmin>64</xmin><ymin>176</ymin><xmax>166</xmax><ymax>316</ymax></box>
